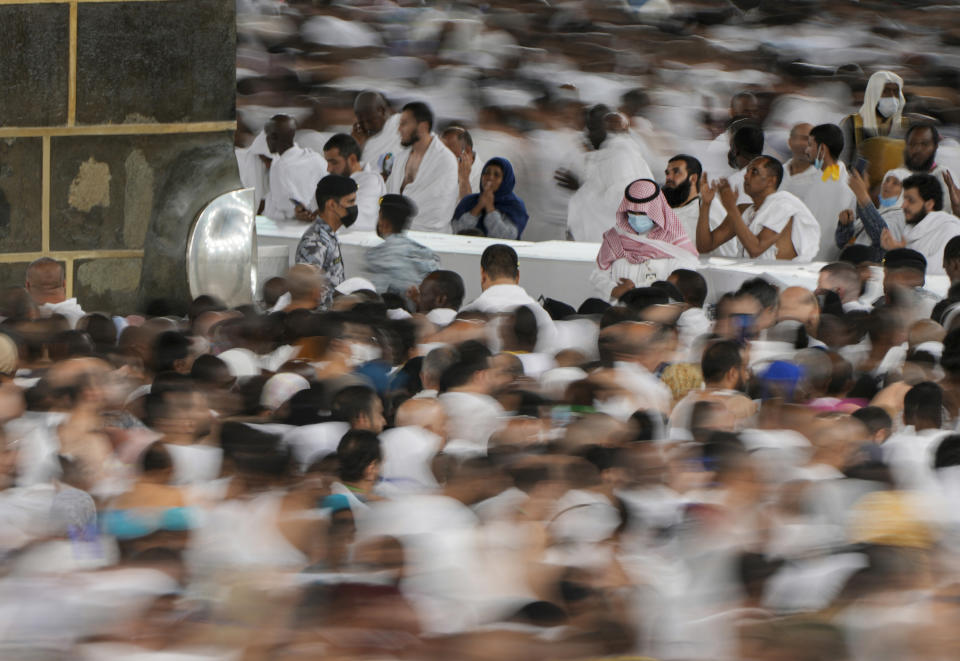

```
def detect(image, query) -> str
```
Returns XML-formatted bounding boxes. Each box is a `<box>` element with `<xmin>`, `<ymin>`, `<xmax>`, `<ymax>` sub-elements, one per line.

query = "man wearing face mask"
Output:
<box><xmin>295</xmin><ymin>175</ymin><xmax>358</xmax><ymax>309</ymax></box>
<box><xmin>662</xmin><ymin>154</ymin><xmax>731</xmax><ymax>256</ymax></box>
<box><xmin>839</xmin><ymin>71</ymin><xmax>909</xmax><ymax>172</ymax></box>
<box><xmin>793</xmin><ymin>124</ymin><xmax>857</xmax><ymax>261</ymax></box>
<box><xmin>591</xmin><ymin>178</ymin><xmax>698</xmax><ymax>302</ymax></box>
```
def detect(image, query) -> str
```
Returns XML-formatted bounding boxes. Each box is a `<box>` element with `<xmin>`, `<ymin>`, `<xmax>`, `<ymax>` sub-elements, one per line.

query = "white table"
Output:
<box><xmin>255</xmin><ymin>218</ymin><xmax>951</xmax><ymax>306</ymax></box>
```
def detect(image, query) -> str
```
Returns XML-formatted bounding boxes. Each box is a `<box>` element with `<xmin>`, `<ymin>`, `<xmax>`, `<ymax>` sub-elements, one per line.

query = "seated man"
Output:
<box><xmin>25</xmin><ymin>258</ymin><xmax>84</xmax><ymax>327</ymax></box>
<box><xmin>696</xmin><ymin>156</ymin><xmax>821</xmax><ymax>262</ymax></box>
<box><xmin>881</xmin><ymin>174</ymin><xmax>960</xmax><ymax>275</ymax></box>
<box><xmin>411</xmin><ymin>270</ymin><xmax>466</xmax><ymax>327</ymax></box>
<box><xmin>662</xmin><ymin>154</ymin><xmax>730</xmax><ymax>256</ymax></box>
<box><xmin>261</xmin><ymin>114</ymin><xmax>328</xmax><ymax>222</ymax></box>
<box><xmin>461</xmin><ymin>244</ymin><xmax>557</xmax><ymax>352</ymax></box>
<box><xmin>322</xmin><ymin>133</ymin><xmax>386</xmax><ymax>233</ymax></box>
<box><xmin>386</xmin><ymin>101</ymin><xmax>459</xmax><ymax>233</ymax></box>
<box><xmin>363</xmin><ymin>194</ymin><xmax>440</xmax><ymax>298</ymax></box>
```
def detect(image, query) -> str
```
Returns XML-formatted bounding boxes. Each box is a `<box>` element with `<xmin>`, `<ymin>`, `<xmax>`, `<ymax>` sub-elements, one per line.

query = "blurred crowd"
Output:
<box><xmin>8</xmin><ymin>1</ymin><xmax>960</xmax><ymax>660</ymax></box>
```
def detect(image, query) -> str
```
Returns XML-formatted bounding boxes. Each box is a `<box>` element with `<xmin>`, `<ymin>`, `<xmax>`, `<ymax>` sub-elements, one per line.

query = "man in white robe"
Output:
<box><xmin>904</xmin><ymin>124</ymin><xmax>955</xmax><ymax>213</ymax></box>
<box><xmin>261</xmin><ymin>114</ymin><xmax>328</xmax><ymax>222</ymax></box>
<box><xmin>780</xmin><ymin>123</ymin><xmax>816</xmax><ymax>201</ymax></box>
<box><xmin>353</xmin><ymin>91</ymin><xmax>403</xmax><ymax>181</ymax></box>
<box><xmin>322</xmin><ymin>133</ymin><xmax>386</xmax><ymax>233</ymax></box>
<box><xmin>794</xmin><ymin>124</ymin><xmax>857</xmax><ymax>261</ymax></box>
<box><xmin>385</xmin><ymin>102</ymin><xmax>459</xmax><ymax>234</ymax></box>
<box><xmin>236</xmin><ymin>129</ymin><xmax>272</xmax><ymax>213</ymax></box>
<box><xmin>662</xmin><ymin>154</ymin><xmax>731</xmax><ymax>257</ymax></box>
<box><xmin>525</xmin><ymin>109</ymin><xmax>583</xmax><ymax>241</ymax></box>
<box><xmin>697</xmin><ymin>156</ymin><xmax>820</xmax><ymax>263</ymax></box>
<box><xmin>559</xmin><ymin>105</ymin><xmax>653</xmax><ymax>242</ymax></box>
<box><xmin>882</xmin><ymin>173</ymin><xmax>960</xmax><ymax>275</ymax></box>
<box><xmin>460</xmin><ymin>244</ymin><xmax>558</xmax><ymax>353</ymax></box>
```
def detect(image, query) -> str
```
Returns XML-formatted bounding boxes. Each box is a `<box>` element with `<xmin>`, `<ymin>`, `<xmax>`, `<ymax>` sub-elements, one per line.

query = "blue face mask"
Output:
<box><xmin>879</xmin><ymin>195</ymin><xmax>899</xmax><ymax>208</ymax></box>
<box><xmin>813</xmin><ymin>145</ymin><xmax>824</xmax><ymax>171</ymax></box>
<box><xmin>627</xmin><ymin>213</ymin><xmax>655</xmax><ymax>234</ymax></box>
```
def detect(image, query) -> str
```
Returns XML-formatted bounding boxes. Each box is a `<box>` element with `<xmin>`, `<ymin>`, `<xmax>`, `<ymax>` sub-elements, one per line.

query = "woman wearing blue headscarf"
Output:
<box><xmin>452</xmin><ymin>157</ymin><xmax>529</xmax><ymax>239</ymax></box>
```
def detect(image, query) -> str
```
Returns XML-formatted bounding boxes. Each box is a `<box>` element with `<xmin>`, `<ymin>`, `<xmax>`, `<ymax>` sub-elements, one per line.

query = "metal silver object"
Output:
<box><xmin>186</xmin><ymin>188</ymin><xmax>257</xmax><ymax>307</ymax></box>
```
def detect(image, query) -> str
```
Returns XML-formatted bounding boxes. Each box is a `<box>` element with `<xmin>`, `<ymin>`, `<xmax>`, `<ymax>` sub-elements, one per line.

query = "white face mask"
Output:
<box><xmin>346</xmin><ymin>342</ymin><xmax>381</xmax><ymax>367</ymax></box>
<box><xmin>877</xmin><ymin>96</ymin><xmax>900</xmax><ymax>118</ymax></box>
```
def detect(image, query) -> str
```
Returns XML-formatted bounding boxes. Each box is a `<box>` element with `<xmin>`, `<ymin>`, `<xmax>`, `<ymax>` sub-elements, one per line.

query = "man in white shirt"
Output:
<box><xmin>780</xmin><ymin>123</ymin><xmax>816</xmax><ymax>199</ymax></box>
<box><xmin>798</xmin><ymin>124</ymin><xmax>857</xmax><ymax>261</ymax></box>
<box><xmin>353</xmin><ymin>91</ymin><xmax>403</xmax><ymax>181</ymax></box>
<box><xmin>460</xmin><ymin>244</ymin><xmax>557</xmax><ymax>353</ymax></box>
<box><xmin>438</xmin><ymin>353</ymin><xmax>506</xmax><ymax>457</ymax></box>
<box><xmin>881</xmin><ymin>173</ymin><xmax>960</xmax><ymax>274</ymax></box>
<box><xmin>386</xmin><ymin>102</ymin><xmax>459</xmax><ymax>233</ymax></box>
<box><xmin>322</xmin><ymin>133</ymin><xmax>386</xmax><ymax>233</ymax></box>
<box><xmin>903</xmin><ymin>124</ymin><xmax>954</xmax><ymax>213</ymax></box>
<box><xmin>662</xmin><ymin>154</ymin><xmax>729</xmax><ymax>256</ymax></box>
<box><xmin>25</xmin><ymin>258</ymin><xmax>85</xmax><ymax>328</ymax></box>
<box><xmin>261</xmin><ymin>114</ymin><xmax>328</xmax><ymax>222</ymax></box>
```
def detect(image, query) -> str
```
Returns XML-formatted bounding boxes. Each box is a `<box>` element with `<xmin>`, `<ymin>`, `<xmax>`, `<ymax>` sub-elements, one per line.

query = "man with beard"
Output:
<box><xmin>903</xmin><ymin>124</ymin><xmax>953</xmax><ymax>213</ymax></box>
<box><xmin>353</xmin><ymin>91</ymin><xmax>403</xmax><ymax>181</ymax></box>
<box><xmin>295</xmin><ymin>175</ymin><xmax>358</xmax><ymax>308</ymax></box>
<box><xmin>557</xmin><ymin>104</ymin><xmax>653</xmax><ymax>242</ymax></box>
<box><xmin>881</xmin><ymin>174</ymin><xmax>960</xmax><ymax>275</ymax></box>
<box><xmin>362</xmin><ymin>194</ymin><xmax>439</xmax><ymax>298</ymax></box>
<box><xmin>261</xmin><ymin>114</ymin><xmax>328</xmax><ymax>222</ymax></box>
<box><xmin>697</xmin><ymin>156</ymin><xmax>821</xmax><ymax>262</ymax></box>
<box><xmin>322</xmin><ymin>133</ymin><xmax>386</xmax><ymax>233</ymax></box>
<box><xmin>662</xmin><ymin>154</ymin><xmax>730</xmax><ymax>256</ymax></box>
<box><xmin>385</xmin><ymin>102</ymin><xmax>459</xmax><ymax>233</ymax></box>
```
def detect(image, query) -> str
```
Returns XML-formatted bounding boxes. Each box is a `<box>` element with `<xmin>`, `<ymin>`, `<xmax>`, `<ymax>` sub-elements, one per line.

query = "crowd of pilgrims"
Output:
<box><xmin>6</xmin><ymin>224</ymin><xmax>960</xmax><ymax>659</ymax></box>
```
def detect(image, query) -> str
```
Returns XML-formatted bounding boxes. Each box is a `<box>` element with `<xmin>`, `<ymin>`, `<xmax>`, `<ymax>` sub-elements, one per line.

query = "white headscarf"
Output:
<box><xmin>880</xmin><ymin>167</ymin><xmax>912</xmax><ymax>209</ymax></box>
<box><xmin>857</xmin><ymin>71</ymin><xmax>905</xmax><ymax>133</ymax></box>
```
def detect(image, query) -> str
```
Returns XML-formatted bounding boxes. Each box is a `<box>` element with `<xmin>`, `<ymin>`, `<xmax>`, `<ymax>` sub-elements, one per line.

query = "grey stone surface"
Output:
<box><xmin>136</xmin><ymin>138</ymin><xmax>242</xmax><ymax>315</ymax></box>
<box><xmin>49</xmin><ymin>131</ymin><xmax>236</xmax><ymax>251</ymax></box>
<box><xmin>0</xmin><ymin>138</ymin><xmax>43</xmax><ymax>253</ymax></box>
<box><xmin>0</xmin><ymin>263</ymin><xmax>31</xmax><ymax>291</ymax></box>
<box><xmin>74</xmin><ymin>257</ymin><xmax>142</xmax><ymax>315</ymax></box>
<box><xmin>76</xmin><ymin>0</ymin><xmax>236</xmax><ymax>124</ymax></box>
<box><xmin>0</xmin><ymin>4</ymin><xmax>69</xmax><ymax>127</ymax></box>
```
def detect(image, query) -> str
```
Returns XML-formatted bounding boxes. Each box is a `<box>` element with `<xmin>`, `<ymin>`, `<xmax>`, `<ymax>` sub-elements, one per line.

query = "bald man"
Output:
<box><xmin>25</xmin><ymin>258</ymin><xmax>85</xmax><ymax>327</ymax></box>
<box><xmin>778</xmin><ymin>286</ymin><xmax>820</xmax><ymax>337</ymax></box>
<box><xmin>353</xmin><ymin>91</ymin><xmax>403</xmax><ymax>181</ymax></box>
<box><xmin>261</xmin><ymin>114</ymin><xmax>328</xmax><ymax>222</ymax></box>
<box><xmin>379</xmin><ymin>398</ymin><xmax>447</xmax><ymax>493</ymax></box>
<box><xmin>282</xmin><ymin>264</ymin><xmax>328</xmax><ymax>312</ymax></box>
<box><xmin>781</xmin><ymin>123</ymin><xmax>816</xmax><ymax>197</ymax></box>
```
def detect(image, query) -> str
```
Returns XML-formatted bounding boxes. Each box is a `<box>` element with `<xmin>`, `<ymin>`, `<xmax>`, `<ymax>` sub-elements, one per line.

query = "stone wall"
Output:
<box><xmin>0</xmin><ymin>0</ymin><xmax>239</xmax><ymax>315</ymax></box>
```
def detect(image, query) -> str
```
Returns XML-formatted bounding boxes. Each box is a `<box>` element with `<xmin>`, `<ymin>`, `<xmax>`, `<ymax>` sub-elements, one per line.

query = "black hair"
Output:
<box><xmin>425</xmin><ymin>270</ymin><xmax>465</xmax><ymax>309</ymax></box>
<box><xmin>934</xmin><ymin>433</ymin><xmax>960</xmax><ymax>469</ymax></box>
<box><xmin>618</xmin><ymin>286</ymin><xmax>668</xmax><ymax>310</ymax></box>
<box><xmin>809</xmin><ymin>124</ymin><xmax>845</xmax><ymax>161</ymax></box>
<box><xmin>402</xmin><ymin>101</ymin><xmax>434</xmax><ymax>131</ymax></box>
<box><xmin>701</xmin><ymin>340</ymin><xmax>743</xmax><ymax>384</ymax></box>
<box><xmin>903</xmin><ymin>381</ymin><xmax>943</xmax><ymax>428</ymax></box>
<box><xmin>944</xmin><ymin>235</ymin><xmax>960</xmax><ymax>264</ymax></box>
<box><xmin>323</xmin><ymin>133</ymin><xmax>362</xmax><ymax>161</ymax></box>
<box><xmin>902</xmin><ymin>173</ymin><xmax>944</xmax><ymax>211</ymax></box>
<box><xmin>480</xmin><ymin>244</ymin><xmax>519</xmax><ymax>281</ymax></box>
<box><xmin>731</xmin><ymin>124</ymin><xmax>764</xmax><ymax>159</ymax></box>
<box><xmin>190</xmin><ymin>354</ymin><xmax>232</xmax><ymax>387</ymax></box>
<box><xmin>379</xmin><ymin>194</ymin><xmax>417</xmax><ymax>234</ymax></box>
<box><xmin>758</xmin><ymin>155</ymin><xmax>784</xmax><ymax>188</ymax></box>
<box><xmin>140</xmin><ymin>441</ymin><xmax>173</xmax><ymax>474</ymax></box>
<box><xmin>737</xmin><ymin>277</ymin><xmax>779</xmax><ymax>310</ymax></box>
<box><xmin>670</xmin><ymin>269</ymin><xmax>708</xmax><ymax>307</ymax></box>
<box><xmin>151</xmin><ymin>330</ymin><xmax>191</xmax><ymax>373</ymax></box>
<box><xmin>905</xmin><ymin>122</ymin><xmax>940</xmax><ymax>145</ymax></box>
<box><xmin>512</xmin><ymin>306</ymin><xmax>539</xmax><ymax>351</ymax></box>
<box><xmin>851</xmin><ymin>405</ymin><xmax>892</xmax><ymax>437</ymax></box>
<box><xmin>330</xmin><ymin>385</ymin><xmax>379</xmax><ymax>426</ymax></box>
<box><xmin>438</xmin><ymin>359</ymin><xmax>487</xmax><ymax>393</ymax></box>
<box><xmin>668</xmin><ymin>154</ymin><xmax>703</xmax><ymax>181</ymax></box>
<box><xmin>188</xmin><ymin>295</ymin><xmax>226</xmax><ymax>322</ymax></box>
<box><xmin>78</xmin><ymin>312</ymin><xmax>117</xmax><ymax>352</ymax></box>
<box><xmin>336</xmin><ymin>429</ymin><xmax>381</xmax><ymax>483</ymax></box>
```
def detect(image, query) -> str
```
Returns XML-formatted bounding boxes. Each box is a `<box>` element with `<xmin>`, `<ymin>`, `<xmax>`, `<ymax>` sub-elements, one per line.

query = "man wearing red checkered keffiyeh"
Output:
<box><xmin>591</xmin><ymin>179</ymin><xmax>699</xmax><ymax>301</ymax></box>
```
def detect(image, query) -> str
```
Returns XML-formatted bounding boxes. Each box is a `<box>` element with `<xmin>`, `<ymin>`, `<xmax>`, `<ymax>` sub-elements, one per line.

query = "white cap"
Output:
<box><xmin>335</xmin><ymin>277</ymin><xmax>377</xmax><ymax>295</ymax></box>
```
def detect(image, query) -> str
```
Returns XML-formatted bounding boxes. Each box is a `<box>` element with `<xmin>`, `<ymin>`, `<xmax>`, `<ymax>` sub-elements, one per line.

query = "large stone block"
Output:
<box><xmin>0</xmin><ymin>4</ymin><xmax>69</xmax><ymax>126</ymax></box>
<box><xmin>0</xmin><ymin>137</ymin><xmax>43</xmax><ymax>253</ymax></box>
<box><xmin>49</xmin><ymin>131</ymin><xmax>236</xmax><ymax>251</ymax></box>
<box><xmin>0</xmin><ymin>262</ymin><xmax>31</xmax><ymax>291</ymax></box>
<box><xmin>136</xmin><ymin>138</ymin><xmax>242</xmax><ymax>315</ymax></box>
<box><xmin>74</xmin><ymin>257</ymin><xmax>141</xmax><ymax>315</ymax></box>
<box><xmin>76</xmin><ymin>0</ymin><xmax>236</xmax><ymax>125</ymax></box>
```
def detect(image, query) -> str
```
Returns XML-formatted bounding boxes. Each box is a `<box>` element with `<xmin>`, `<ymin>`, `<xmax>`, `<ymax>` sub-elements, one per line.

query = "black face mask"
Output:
<box><xmin>341</xmin><ymin>204</ymin><xmax>359</xmax><ymax>228</ymax></box>
<box><xmin>662</xmin><ymin>177</ymin><xmax>692</xmax><ymax>207</ymax></box>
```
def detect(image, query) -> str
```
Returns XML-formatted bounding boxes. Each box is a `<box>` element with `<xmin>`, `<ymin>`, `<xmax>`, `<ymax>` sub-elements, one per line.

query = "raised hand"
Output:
<box><xmin>847</xmin><ymin>168</ymin><xmax>871</xmax><ymax>206</ymax></box>
<box><xmin>838</xmin><ymin>209</ymin><xmax>854</xmax><ymax>225</ymax></box>
<box><xmin>700</xmin><ymin>172</ymin><xmax>717</xmax><ymax>205</ymax></box>
<box><xmin>943</xmin><ymin>170</ymin><xmax>960</xmax><ymax>216</ymax></box>
<box><xmin>881</xmin><ymin>228</ymin><xmax>906</xmax><ymax>251</ymax></box>
<box><xmin>717</xmin><ymin>178</ymin><xmax>739</xmax><ymax>211</ymax></box>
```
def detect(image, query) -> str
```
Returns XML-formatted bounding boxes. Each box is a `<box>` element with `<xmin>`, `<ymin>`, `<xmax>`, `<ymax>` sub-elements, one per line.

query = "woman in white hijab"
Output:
<box><xmin>837</xmin><ymin>167</ymin><xmax>910</xmax><ymax>261</ymax></box>
<box><xmin>839</xmin><ymin>71</ymin><xmax>908</xmax><ymax>167</ymax></box>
